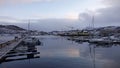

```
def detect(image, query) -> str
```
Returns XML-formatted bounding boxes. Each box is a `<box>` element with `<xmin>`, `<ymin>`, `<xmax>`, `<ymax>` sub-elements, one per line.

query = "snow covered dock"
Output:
<box><xmin>0</xmin><ymin>37</ymin><xmax>24</xmax><ymax>62</ymax></box>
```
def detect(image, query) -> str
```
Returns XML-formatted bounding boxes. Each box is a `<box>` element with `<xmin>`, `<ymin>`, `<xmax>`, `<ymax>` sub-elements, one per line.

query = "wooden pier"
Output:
<box><xmin>0</xmin><ymin>38</ymin><xmax>24</xmax><ymax>62</ymax></box>
<box><xmin>5</xmin><ymin>52</ymin><xmax>40</xmax><ymax>57</ymax></box>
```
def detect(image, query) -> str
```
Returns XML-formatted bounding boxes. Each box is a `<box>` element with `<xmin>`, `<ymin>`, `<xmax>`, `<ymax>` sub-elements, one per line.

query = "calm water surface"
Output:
<box><xmin>0</xmin><ymin>36</ymin><xmax>120</xmax><ymax>68</ymax></box>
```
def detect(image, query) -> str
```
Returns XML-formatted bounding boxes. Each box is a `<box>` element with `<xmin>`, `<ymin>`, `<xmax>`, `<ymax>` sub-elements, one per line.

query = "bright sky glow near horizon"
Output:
<box><xmin>0</xmin><ymin>0</ymin><xmax>104</xmax><ymax>20</ymax></box>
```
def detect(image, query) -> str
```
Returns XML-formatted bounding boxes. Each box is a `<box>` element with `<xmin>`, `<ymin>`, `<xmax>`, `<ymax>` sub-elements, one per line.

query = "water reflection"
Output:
<box><xmin>88</xmin><ymin>44</ymin><xmax>120</xmax><ymax>68</ymax></box>
<box><xmin>0</xmin><ymin>36</ymin><xmax>120</xmax><ymax>68</ymax></box>
<box><xmin>95</xmin><ymin>44</ymin><xmax>120</xmax><ymax>48</ymax></box>
<box><xmin>2</xmin><ymin>43</ymin><xmax>40</xmax><ymax>63</ymax></box>
<box><xmin>66</xmin><ymin>36</ymin><xmax>120</xmax><ymax>68</ymax></box>
<box><xmin>37</xmin><ymin>36</ymin><xmax>81</xmax><ymax>58</ymax></box>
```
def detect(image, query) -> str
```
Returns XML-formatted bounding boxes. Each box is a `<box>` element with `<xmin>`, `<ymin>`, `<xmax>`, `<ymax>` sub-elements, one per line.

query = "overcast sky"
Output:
<box><xmin>0</xmin><ymin>0</ymin><xmax>119</xmax><ymax>31</ymax></box>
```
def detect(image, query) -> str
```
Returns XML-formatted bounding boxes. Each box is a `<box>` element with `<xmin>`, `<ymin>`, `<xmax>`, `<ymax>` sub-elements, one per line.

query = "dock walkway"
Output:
<box><xmin>0</xmin><ymin>38</ymin><xmax>24</xmax><ymax>61</ymax></box>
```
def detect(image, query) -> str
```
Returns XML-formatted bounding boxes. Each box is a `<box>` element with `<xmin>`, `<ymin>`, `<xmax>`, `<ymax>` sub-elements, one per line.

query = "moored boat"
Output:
<box><xmin>22</xmin><ymin>37</ymin><xmax>41</xmax><ymax>46</ymax></box>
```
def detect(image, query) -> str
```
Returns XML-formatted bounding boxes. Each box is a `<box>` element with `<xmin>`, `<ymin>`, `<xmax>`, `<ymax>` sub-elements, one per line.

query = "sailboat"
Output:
<box><xmin>22</xmin><ymin>20</ymin><xmax>41</xmax><ymax>46</ymax></box>
<box><xmin>88</xmin><ymin>15</ymin><xmax>113</xmax><ymax>44</ymax></box>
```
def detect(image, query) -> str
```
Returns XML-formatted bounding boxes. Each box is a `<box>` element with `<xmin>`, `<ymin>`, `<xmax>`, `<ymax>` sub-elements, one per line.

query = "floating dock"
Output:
<box><xmin>66</xmin><ymin>37</ymin><xmax>120</xmax><ymax>44</ymax></box>
<box><xmin>0</xmin><ymin>38</ymin><xmax>24</xmax><ymax>62</ymax></box>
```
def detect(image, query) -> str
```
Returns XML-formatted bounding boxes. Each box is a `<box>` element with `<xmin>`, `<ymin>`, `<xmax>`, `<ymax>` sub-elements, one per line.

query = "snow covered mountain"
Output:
<box><xmin>0</xmin><ymin>25</ymin><xmax>26</xmax><ymax>34</ymax></box>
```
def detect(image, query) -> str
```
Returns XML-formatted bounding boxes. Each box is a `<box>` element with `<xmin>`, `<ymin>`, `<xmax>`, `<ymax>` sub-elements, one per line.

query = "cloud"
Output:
<box><xmin>103</xmin><ymin>0</ymin><xmax>120</xmax><ymax>7</ymax></box>
<box><xmin>0</xmin><ymin>18</ymin><xmax>82</xmax><ymax>31</ymax></box>
<box><xmin>0</xmin><ymin>16</ymin><xmax>21</xmax><ymax>23</ymax></box>
<box><xmin>1</xmin><ymin>0</ymin><xmax>120</xmax><ymax>31</ymax></box>
<box><xmin>27</xmin><ymin>19</ymin><xmax>80</xmax><ymax>31</ymax></box>
<box><xmin>0</xmin><ymin>0</ymin><xmax>56</xmax><ymax>6</ymax></box>
<box><xmin>79</xmin><ymin>0</ymin><xmax>120</xmax><ymax>27</ymax></box>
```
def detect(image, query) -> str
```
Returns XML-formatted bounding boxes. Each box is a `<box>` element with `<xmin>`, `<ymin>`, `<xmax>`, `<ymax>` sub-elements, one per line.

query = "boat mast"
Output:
<box><xmin>91</xmin><ymin>14</ymin><xmax>95</xmax><ymax>39</ymax></box>
<box><xmin>92</xmin><ymin>14</ymin><xmax>96</xmax><ymax>68</ymax></box>
<box><xmin>92</xmin><ymin>15</ymin><xmax>95</xmax><ymax>29</ymax></box>
<box><xmin>28</xmin><ymin>20</ymin><xmax>30</xmax><ymax>36</ymax></box>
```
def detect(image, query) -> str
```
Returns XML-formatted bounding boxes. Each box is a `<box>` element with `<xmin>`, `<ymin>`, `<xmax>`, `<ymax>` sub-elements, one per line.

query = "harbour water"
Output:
<box><xmin>0</xmin><ymin>35</ymin><xmax>120</xmax><ymax>68</ymax></box>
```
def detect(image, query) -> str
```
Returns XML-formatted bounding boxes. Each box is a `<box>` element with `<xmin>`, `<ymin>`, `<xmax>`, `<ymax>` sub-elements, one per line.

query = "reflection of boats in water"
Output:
<box><xmin>90</xmin><ymin>43</ymin><xmax>120</xmax><ymax>48</ymax></box>
<box><xmin>89</xmin><ymin>44</ymin><xmax>96</xmax><ymax>68</ymax></box>
<box><xmin>88</xmin><ymin>43</ymin><xmax>120</xmax><ymax>68</ymax></box>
